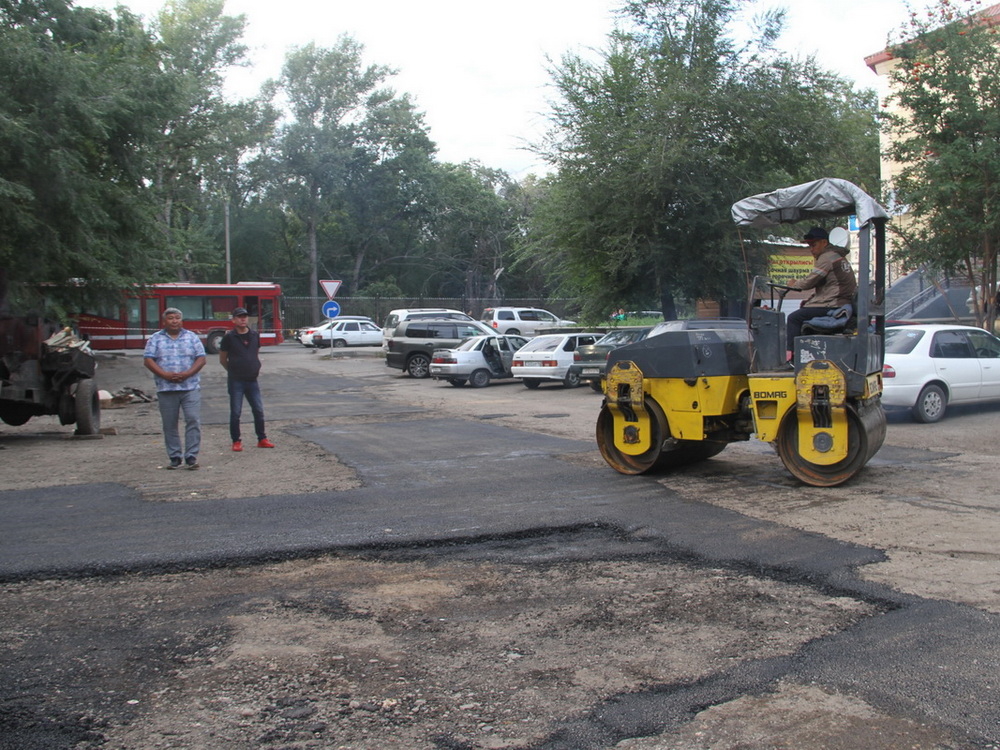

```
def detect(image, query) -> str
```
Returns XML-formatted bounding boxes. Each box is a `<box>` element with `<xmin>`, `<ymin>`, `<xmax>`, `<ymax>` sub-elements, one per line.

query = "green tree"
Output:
<box><xmin>149</xmin><ymin>0</ymin><xmax>273</xmax><ymax>282</ymax></box>
<box><xmin>412</xmin><ymin>162</ymin><xmax>521</xmax><ymax>301</ymax></box>
<box><xmin>0</xmin><ymin>0</ymin><xmax>168</xmax><ymax>312</ymax></box>
<box><xmin>266</xmin><ymin>38</ymin><xmax>395</xmax><ymax>315</ymax></box>
<box><xmin>526</xmin><ymin>0</ymin><xmax>879</xmax><ymax>320</ymax></box>
<box><xmin>884</xmin><ymin>0</ymin><xmax>1000</xmax><ymax>330</ymax></box>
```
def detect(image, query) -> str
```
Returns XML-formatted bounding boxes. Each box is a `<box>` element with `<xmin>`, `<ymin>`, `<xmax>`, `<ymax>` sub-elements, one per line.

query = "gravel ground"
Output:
<box><xmin>1</xmin><ymin>345</ymin><xmax>996</xmax><ymax>749</ymax></box>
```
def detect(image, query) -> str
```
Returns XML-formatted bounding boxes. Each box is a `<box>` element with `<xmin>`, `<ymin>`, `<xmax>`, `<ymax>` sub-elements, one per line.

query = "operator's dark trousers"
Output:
<box><xmin>786</xmin><ymin>307</ymin><xmax>836</xmax><ymax>351</ymax></box>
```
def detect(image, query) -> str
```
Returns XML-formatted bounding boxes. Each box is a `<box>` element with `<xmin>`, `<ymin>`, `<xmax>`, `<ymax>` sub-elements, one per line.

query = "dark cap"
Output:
<box><xmin>232</xmin><ymin>307</ymin><xmax>249</xmax><ymax>317</ymax></box>
<box><xmin>803</xmin><ymin>227</ymin><xmax>828</xmax><ymax>241</ymax></box>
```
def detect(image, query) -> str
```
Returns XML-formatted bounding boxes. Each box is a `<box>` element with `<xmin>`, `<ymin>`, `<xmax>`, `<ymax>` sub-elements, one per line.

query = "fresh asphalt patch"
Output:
<box><xmin>2</xmin><ymin>368</ymin><xmax>1000</xmax><ymax>747</ymax></box>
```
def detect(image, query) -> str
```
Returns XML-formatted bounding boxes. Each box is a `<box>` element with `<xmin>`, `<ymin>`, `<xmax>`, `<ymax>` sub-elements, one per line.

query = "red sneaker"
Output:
<box><xmin>232</xmin><ymin>440</ymin><xmax>243</xmax><ymax>452</ymax></box>
<box><xmin>257</xmin><ymin>438</ymin><xmax>275</xmax><ymax>448</ymax></box>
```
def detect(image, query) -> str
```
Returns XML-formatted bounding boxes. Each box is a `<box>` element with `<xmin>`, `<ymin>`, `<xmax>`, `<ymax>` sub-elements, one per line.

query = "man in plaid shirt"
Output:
<box><xmin>144</xmin><ymin>308</ymin><xmax>207</xmax><ymax>469</ymax></box>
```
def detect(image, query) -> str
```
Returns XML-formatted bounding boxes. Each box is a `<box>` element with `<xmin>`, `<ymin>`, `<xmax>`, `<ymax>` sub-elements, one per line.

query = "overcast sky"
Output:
<box><xmin>86</xmin><ymin>0</ymin><xmax>918</xmax><ymax>177</ymax></box>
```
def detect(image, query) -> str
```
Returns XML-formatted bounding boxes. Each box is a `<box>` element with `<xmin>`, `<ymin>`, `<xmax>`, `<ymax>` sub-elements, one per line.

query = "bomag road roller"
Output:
<box><xmin>596</xmin><ymin>178</ymin><xmax>889</xmax><ymax>487</ymax></box>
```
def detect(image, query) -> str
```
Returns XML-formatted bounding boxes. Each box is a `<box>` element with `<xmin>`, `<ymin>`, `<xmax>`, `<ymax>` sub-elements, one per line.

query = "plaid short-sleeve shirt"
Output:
<box><xmin>144</xmin><ymin>328</ymin><xmax>206</xmax><ymax>392</ymax></box>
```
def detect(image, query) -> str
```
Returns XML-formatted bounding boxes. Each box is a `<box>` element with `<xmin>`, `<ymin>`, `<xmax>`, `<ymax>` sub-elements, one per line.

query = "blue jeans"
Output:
<box><xmin>157</xmin><ymin>388</ymin><xmax>201</xmax><ymax>461</ymax></box>
<box><xmin>228</xmin><ymin>378</ymin><xmax>266</xmax><ymax>442</ymax></box>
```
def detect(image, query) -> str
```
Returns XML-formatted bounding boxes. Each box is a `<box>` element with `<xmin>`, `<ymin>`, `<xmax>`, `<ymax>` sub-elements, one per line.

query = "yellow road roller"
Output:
<box><xmin>596</xmin><ymin>178</ymin><xmax>889</xmax><ymax>487</ymax></box>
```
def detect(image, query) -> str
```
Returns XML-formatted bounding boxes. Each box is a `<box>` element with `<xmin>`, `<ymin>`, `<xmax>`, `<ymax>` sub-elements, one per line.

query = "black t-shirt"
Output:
<box><xmin>220</xmin><ymin>329</ymin><xmax>261</xmax><ymax>381</ymax></box>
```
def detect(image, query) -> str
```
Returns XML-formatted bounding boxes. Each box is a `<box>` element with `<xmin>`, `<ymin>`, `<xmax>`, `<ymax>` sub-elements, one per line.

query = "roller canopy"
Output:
<box><xmin>731</xmin><ymin>178</ymin><xmax>888</xmax><ymax>229</ymax></box>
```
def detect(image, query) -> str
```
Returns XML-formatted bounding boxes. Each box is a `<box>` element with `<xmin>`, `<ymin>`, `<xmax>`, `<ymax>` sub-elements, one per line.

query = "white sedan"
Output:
<box><xmin>511</xmin><ymin>332</ymin><xmax>602</xmax><ymax>388</ymax></box>
<box><xmin>296</xmin><ymin>316</ymin><xmax>376</xmax><ymax>347</ymax></box>
<box><xmin>429</xmin><ymin>334</ymin><xmax>529</xmax><ymax>387</ymax></box>
<box><xmin>882</xmin><ymin>324</ymin><xmax>1000</xmax><ymax>422</ymax></box>
<box><xmin>312</xmin><ymin>319</ymin><xmax>383</xmax><ymax>348</ymax></box>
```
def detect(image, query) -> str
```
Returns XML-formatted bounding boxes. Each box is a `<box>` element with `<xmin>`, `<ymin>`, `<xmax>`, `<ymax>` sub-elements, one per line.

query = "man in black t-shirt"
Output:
<box><xmin>219</xmin><ymin>307</ymin><xmax>274</xmax><ymax>451</ymax></box>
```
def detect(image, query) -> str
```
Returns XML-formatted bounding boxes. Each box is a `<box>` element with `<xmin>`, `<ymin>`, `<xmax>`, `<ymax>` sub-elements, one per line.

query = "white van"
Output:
<box><xmin>381</xmin><ymin>308</ymin><xmax>473</xmax><ymax>347</ymax></box>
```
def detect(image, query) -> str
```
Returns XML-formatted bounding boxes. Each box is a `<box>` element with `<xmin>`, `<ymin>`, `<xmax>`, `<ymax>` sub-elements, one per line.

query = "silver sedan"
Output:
<box><xmin>429</xmin><ymin>335</ymin><xmax>528</xmax><ymax>388</ymax></box>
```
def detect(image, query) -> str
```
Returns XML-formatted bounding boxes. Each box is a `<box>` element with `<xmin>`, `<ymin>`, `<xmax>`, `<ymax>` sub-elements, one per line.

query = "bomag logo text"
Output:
<box><xmin>754</xmin><ymin>390</ymin><xmax>788</xmax><ymax>399</ymax></box>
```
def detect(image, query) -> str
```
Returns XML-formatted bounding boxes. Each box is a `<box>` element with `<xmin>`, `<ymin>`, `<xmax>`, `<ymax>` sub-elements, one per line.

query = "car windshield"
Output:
<box><xmin>518</xmin><ymin>336</ymin><xmax>561</xmax><ymax>353</ymax></box>
<box><xmin>885</xmin><ymin>327</ymin><xmax>925</xmax><ymax>354</ymax></box>
<box><xmin>598</xmin><ymin>329</ymin><xmax>645</xmax><ymax>345</ymax></box>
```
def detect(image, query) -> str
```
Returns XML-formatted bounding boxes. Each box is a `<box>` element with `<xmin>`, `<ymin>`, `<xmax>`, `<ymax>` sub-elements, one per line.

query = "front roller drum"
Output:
<box><xmin>775</xmin><ymin>399</ymin><xmax>886</xmax><ymax>487</ymax></box>
<box><xmin>596</xmin><ymin>397</ymin><xmax>726</xmax><ymax>475</ymax></box>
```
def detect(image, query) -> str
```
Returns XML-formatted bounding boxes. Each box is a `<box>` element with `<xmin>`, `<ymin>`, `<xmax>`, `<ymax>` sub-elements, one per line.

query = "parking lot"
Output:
<box><xmin>2</xmin><ymin>342</ymin><xmax>999</xmax><ymax>749</ymax></box>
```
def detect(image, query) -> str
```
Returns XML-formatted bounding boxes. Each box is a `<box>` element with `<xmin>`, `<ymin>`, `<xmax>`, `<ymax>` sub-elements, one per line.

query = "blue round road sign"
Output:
<box><xmin>322</xmin><ymin>300</ymin><xmax>341</xmax><ymax>318</ymax></box>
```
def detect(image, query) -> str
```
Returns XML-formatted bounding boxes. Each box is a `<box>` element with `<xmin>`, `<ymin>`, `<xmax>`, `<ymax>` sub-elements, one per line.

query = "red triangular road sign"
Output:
<box><xmin>320</xmin><ymin>280</ymin><xmax>342</xmax><ymax>299</ymax></box>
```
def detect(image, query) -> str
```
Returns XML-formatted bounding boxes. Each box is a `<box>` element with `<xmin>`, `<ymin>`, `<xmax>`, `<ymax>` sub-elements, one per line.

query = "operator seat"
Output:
<box><xmin>800</xmin><ymin>302</ymin><xmax>855</xmax><ymax>336</ymax></box>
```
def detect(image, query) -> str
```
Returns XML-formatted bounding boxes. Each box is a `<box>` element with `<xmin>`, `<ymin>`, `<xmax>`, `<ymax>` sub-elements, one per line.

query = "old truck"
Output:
<box><xmin>0</xmin><ymin>312</ymin><xmax>101</xmax><ymax>435</ymax></box>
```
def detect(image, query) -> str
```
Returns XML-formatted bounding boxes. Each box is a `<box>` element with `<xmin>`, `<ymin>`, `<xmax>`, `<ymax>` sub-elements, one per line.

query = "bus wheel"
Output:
<box><xmin>205</xmin><ymin>330</ymin><xmax>225</xmax><ymax>354</ymax></box>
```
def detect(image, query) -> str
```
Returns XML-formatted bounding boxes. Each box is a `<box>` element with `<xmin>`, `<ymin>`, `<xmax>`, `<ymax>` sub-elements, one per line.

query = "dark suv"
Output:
<box><xmin>385</xmin><ymin>319</ymin><xmax>495</xmax><ymax>378</ymax></box>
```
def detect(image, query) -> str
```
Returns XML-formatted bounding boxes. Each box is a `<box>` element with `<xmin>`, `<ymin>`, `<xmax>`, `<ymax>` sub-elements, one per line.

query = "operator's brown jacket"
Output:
<box><xmin>791</xmin><ymin>248</ymin><xmax>857</xmax><ymax>309</ymax></box>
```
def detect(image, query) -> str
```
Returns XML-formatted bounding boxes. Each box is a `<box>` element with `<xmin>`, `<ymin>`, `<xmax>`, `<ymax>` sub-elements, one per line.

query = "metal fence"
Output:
<box><xmin>282</xmin><ymin>297</ymin><xmax>581</xmax><ymax>331</ymax></box>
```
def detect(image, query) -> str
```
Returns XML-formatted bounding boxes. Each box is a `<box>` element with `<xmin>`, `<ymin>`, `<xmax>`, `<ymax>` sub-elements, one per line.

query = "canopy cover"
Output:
<box><xmin>731</xmin><ymin>178</ymin><xmax>888</xmax><ymax>229</ymax></box>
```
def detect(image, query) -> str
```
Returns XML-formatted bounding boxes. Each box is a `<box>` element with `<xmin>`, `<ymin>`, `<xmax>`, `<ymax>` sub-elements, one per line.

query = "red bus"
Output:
<box><xmin>75</xmin><ymin>282</ymin><xmax>284</xmax><ymax>353</ymax></box>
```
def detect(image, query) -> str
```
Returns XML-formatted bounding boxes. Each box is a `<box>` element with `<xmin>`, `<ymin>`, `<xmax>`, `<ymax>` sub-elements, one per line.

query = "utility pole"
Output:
<box><xmin>224</xmin><ymin>199</ymin><xmax>232</xmax><ymax>284</ymax></box>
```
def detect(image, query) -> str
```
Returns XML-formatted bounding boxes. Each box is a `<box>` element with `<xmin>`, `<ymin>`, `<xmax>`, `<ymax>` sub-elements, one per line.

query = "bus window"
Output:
<box><xmin>207</xmin><ymin>296</ymin><xmax>237</xmax><ymax>319</ymax></box>
<box><xmin>260</xmin><ymin>298</ymin><xmax>273</xmax><ymax>332</ymax></box>
<box><xmin>144</xmin><ymin>298</ymin><xmax>159</xmax><ymax>331</ymax></box>
<box><xmin>126</xmin><ymin>298</ymin><xmax>142</xmax><ymax>331</ymax></box>
<box><xmin>165</xmin><ymin>295</ymin><xmax>238</xmax><ymax>321</ymax></box>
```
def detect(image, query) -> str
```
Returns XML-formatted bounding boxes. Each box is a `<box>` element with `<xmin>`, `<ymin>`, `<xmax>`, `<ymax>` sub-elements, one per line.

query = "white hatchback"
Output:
<box><xmin>511</xmin><ymin>332</ymin><xmax>602</xmax><ymax>388</ymax></box>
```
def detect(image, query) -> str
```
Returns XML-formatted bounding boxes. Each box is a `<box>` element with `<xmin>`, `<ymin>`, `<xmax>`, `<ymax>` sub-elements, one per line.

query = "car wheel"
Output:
<box><xmin>447</xmin><ymin>378</ymin><xmax>467</xmax><ymax>387</ymax></box>
<box><xmin>505</xmin><ymin>328</ymin><xmax>520</xmax><ymax>335</ymax></box>
<box><xmin>332</xmin><ymin>339</ymin><xmax>347</xmax><ymax>348</ymax></box>
<box><xmin>469</xmin><ymin>369</ymin><xmax>491</xmax><ymax>388</ymax></box>
<box><xmin>407</xmin><ymin>353</ymin><xmax>431</xmax><ymax>379</ymax></box>
<box><xmin>913</xmin><ymin>383</ymin><xmax>947</xmax><ymax>423</ymax></box>
<box><xmin>523</xmin><ymin>378</ymin><xmax>541</xmax><ymax>389</ymax></box>
<box><xmin>563</xmin><ymin>370</ymin><xmax>581</xmax><ymax>388</ymax></box>
<box><xmin>590</xmin><ymin>379</ymin><xmax>604</xmax><ymax>393</ymax></box>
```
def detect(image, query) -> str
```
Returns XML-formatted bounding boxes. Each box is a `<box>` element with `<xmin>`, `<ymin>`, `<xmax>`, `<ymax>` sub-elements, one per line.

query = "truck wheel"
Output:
<box><xmin>469</xmin><ymin>369</ymin><xmax>491</xmax><ymax>388</ymax></box>
<box><xmin>407</xmin><ymin>353</ymin><xmax>431</xmax><ymax>379</ymax></box>
<box><xmin>205</xmin><ymin>330</ymin><xmax>225</xmax><ymax>354</ymax></box>
<box><xmin>0</xmin><ymin>404</ymin><xmax>32</xmax><ymax>426</ymax></box>
<box><xmin>58</xmin><ymin>391</ymin><xmax>77</xmax><ymax>425</ymax></box>
<box><xmin>74</xmin><ymin>379</ymin><xmax>101</xmax><ymax>435</ymax></box>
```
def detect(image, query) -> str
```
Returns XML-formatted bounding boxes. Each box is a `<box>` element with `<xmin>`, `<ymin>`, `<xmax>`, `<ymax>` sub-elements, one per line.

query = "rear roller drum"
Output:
<box><xmin>774</xmin><ymin>401</ymin><xmax>886</xmax><ymax>487</ymax></box>
<box><xmin>596</xmin><ymin>397</ymin><xmax>727</xmax><ymax>475</ymax></box>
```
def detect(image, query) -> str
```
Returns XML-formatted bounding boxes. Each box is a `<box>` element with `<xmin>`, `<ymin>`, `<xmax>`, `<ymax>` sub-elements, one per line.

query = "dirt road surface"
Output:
<box><xmin>1</xmin><ymin>344</ymin><xmax>999</xmax><ymax>749</ymax></box>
